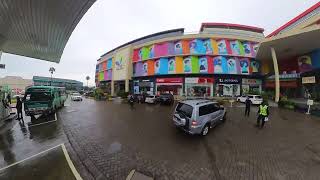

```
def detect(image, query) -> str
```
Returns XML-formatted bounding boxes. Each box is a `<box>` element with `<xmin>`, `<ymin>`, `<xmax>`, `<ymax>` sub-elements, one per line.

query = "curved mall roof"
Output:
<box><xmin>0</xmin><ymin>0</ymin><xmax>96</xmax><ymax>63</ymax></box>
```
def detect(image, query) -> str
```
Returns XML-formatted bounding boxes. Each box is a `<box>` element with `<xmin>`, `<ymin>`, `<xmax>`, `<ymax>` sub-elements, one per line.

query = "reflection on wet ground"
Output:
<box><xmin>0</xmin><ymin>145</ymin><xmax>76</xmax><ymax>180</ymax></box>
<box><xmin>0</xmin><ymin>111</ymin><xmax>65</xmax><ymax>169</ymax></box>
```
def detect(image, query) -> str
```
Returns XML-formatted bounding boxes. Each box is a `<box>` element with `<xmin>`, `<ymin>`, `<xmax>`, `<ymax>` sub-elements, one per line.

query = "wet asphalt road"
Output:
<box><xmin>1</xmin><ymin>98</ymin><xmax>320</xmax><ymax>180</ymax></box>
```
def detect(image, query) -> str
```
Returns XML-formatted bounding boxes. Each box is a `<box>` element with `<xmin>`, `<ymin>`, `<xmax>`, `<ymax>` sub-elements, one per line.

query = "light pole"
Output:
<box><xmin>49</xmin><ymin>67</ymin><xmax>55</xmax><ymax>86</ymax></box>
<box><xmin>86</xmin><ymin>76</ymin><xmax>90</xmax><ymax>91</ymax></box>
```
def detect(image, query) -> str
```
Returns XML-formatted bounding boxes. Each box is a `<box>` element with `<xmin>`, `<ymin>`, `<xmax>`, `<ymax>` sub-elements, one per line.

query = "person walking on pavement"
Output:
<box><xmin>245</xmin><ymin>97</ymin><xmax>251</xmax><ymax>116</ymax></box>
<box><xmin>256</xmin><ymin>100</ymin><xmax>269</xmax><ymax>129</ymax></box>
<box><xmin>7</xmin><ymin>93</ymin><xmax>11</xmax><ymax>104</ymax></box>
<box><xmin>16</xmin><ymin>96</ymin><xmax>24</xmax><ymax>122</ymax></box>
<box><xmin>128</xmin><ymin>94</ymin><xmax>135</xmax><ymax>109</ymax></box>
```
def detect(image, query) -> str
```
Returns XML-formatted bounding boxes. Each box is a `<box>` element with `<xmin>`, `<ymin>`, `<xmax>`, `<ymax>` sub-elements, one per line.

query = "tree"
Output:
<box><xmin>49</xmin><ymin>67</ymin><xmax>55</xmax><ymax>86</ymax></box>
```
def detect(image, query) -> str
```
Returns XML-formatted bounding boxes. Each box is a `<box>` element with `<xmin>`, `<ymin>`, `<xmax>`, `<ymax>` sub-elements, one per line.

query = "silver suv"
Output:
<box><xmin>173</xmin><ymin>100</ymin><xmax>226</xmax><ymax>136</ymax></box>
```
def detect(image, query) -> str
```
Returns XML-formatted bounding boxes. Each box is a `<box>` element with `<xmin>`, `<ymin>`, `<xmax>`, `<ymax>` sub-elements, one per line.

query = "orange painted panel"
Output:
<box><xmin>175</xmin><ymin>56</ymin><xmax>183</xmax><ymax>73</ymax></box>
<box><xmin>147</xmin><ymin>60</ymin><xmax>154</xmax><ymax>76</ymax></box>
<box><xmin>182</xmin><ymin>40</ymin><xmax>190</xmax><ymax>54</ymax></box>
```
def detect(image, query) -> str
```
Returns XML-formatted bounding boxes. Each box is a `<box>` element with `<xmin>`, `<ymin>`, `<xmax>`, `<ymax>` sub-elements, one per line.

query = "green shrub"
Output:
<box><xmin>94</xmin><ymin>88</ymin><xmax>104</xmax><ymax>100</ymax></box>
<box><xmin>117</xmin><ymin>91</ymin><xmax>129</xmax><ymax>99</ymax></box>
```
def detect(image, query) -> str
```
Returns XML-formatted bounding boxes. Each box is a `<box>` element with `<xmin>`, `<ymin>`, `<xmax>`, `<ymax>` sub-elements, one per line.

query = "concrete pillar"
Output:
<box><xmin>0</xmin><ymin>51</ymin><xmax>2</xmax><ymax>61</ymax></box>
<box><xmin>125</xmin><ymin>79</ymin><xmax>129</xmax><ymax>93</ymax></box>
<box><xmin>111</xmin><ymin>80</ymin><xmax>114</xmax><ymax>96</ymax></box>
<box><xmin>271</xmin><ymin>47</ymin><xmax>280</xmax><ymax>102</ymax></box>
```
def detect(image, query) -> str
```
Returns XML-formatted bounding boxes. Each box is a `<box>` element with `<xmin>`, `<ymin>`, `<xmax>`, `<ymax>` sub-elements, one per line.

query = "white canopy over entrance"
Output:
<box><xmin>0</xmin><ymin>0</ymin><xmax>96</xmax><ymax>63</ymax></box>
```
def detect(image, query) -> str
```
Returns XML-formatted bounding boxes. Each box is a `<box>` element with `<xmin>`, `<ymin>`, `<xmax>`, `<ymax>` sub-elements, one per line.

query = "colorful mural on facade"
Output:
<box><xmin>239</xmin><ymin>58</ymin><xmax>250</xmax><ymax>74</ymax></box>
<box><xmin>298</xmin><ymin>55</ymin><xmax>313</xmax><ymax>73</ymax></box>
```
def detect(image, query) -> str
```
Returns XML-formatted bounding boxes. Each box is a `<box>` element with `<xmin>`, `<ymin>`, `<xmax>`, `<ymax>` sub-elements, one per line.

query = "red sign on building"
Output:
<box><xmin>156</xmin><ymin>78</ymin><xmax>183</xmax><ymax>83</ymax></box>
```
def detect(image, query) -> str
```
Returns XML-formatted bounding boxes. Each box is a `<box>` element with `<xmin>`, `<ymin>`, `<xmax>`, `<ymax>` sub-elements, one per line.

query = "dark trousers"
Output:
<box><xmin>17</xmin><ymin>110</ymin><xmax>23</xmax><ymax>120</ymax></box>
<box><xmin>245</xmin><ymin>107</ymin><xmax>250</xmax><ymax>116</ymax></box>
<box><xmin>256</xmin><ymin>115</ymin><xmax>266</xmax><ymax>128</ymax></box>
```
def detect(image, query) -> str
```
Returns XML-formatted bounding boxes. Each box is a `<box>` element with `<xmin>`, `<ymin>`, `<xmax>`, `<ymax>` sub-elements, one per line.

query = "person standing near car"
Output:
<box><xmin>256</xmin><ymin>100</ymin><xmax>269</xmax><ymax>129</ymax></box>
<box><xmin>16</xmin><ymin>96</ymin><xmax>24</xmax><ymax>122</ymax></box>
<box><xmin>245</xmin><ymin>97</ymin><xmax>251</xmax><ymax>116</ymax></box>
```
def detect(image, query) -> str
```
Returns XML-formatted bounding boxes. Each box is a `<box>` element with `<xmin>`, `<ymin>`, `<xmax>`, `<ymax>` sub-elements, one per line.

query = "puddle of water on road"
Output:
<box><xmin>107</xmin><ymin>141</ymin><xmax>122</xmax><ymax>154</ymax></box>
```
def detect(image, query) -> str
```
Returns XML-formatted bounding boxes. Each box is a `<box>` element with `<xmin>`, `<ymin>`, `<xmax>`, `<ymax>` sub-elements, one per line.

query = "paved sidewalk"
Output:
<box><xmin>60</xmin><ymin>99</ymin><xmax>320</xmax><ymax>180</ymax></box>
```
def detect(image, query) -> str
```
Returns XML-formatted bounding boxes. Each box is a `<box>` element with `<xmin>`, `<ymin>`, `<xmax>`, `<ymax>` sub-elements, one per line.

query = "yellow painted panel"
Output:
<box><xmin>211</xmin><ymin>39</ymin><xmax>219</xmax><ymax>55</ymax></box>
<box><xmin>175</xmin><ymin>56</ymin><xmax>183</xmax><ymax>73</ymax></box>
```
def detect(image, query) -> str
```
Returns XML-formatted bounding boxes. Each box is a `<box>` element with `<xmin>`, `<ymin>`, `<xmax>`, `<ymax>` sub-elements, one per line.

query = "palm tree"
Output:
<box><xmin>86</xmin><ymin>76</ymin><xmax>90</xmax><ymax>90</ymax></box>
<box><xmin>49</xmin><ymin>67</ymin><xmax>55</xmax><ymax>86</ymax></box>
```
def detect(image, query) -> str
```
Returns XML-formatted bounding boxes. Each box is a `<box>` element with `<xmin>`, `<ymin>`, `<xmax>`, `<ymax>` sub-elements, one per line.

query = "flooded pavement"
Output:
<box><xmin>0</xmin><ymin>145</ymin><xmax>77</xmax><ymax>180</ymax></box>
<box><xmin>1</xmin><ymin>98</ymin><xmax>320</xmax><ymax>179</ymax></box>
<box><xmin>0</xmin><ymin>113</ymin><xmax>65</xmax><ymax>168</ymax></box>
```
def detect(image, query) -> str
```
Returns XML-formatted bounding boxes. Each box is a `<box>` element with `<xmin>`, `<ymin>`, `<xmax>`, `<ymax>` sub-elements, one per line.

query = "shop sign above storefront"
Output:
<box><xmin>156</xmin><ymin>78</ymin><xmax>183</xmax><ymax>83</ymax></box>
<box><xmin>302</xmin><ymin>76</ymin><xmax>316</xmax><ymax>84</ymax></box>
<box><xmin>217</xmin><ymin>78</ymin><xmax>239</xmax><ymax>84</ymax></box>
<box><xmin>242</xmin><ymin>78</ymin><xmax>262</xmax><ymax>85</ymax></box>
<box><xmin>185</xmin><ymin>77</ymin><xmax>214</xmax><ymax>84</ymax></box>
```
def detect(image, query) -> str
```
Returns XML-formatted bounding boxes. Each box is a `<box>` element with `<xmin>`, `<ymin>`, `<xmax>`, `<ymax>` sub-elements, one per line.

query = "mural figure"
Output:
<box><xmin>138</xmin><ymin>49</ymin><xmax>142</xmax><ymax>60</ymax></box>
<box><xmin>217</xmin><ymin>40</ymin><xmax>227</xmax><ymax>54</ymax></box>
<box><xmin>253</xmin><ymin>44</ymin><xmax>259</xmax><ymax>54</ymax></box>
<box><xmin>230</xmin><ymin>41</ymin><xmax>240</xmax><ymax>55</ymax></box>
<box><xmin>298</xmin><ymin>55</ymin><xmax>313</xmax><ymax>73</ymax></box>
<box><xmin>189</xmin><ymin>40</ymin><xmax>197</xmax><ymax>54</ymax></box>
<box><xmin>240</xmin><ymin>59</ymin><xmax>249</xmax><ymax>74</ymax></box>
<box><xmin>214</xmin><ymin>58</ymin><xmax>223</xmax><ymax>73</ymax></box>
<box><xmin>227</xmin><ymin>58</ymin><xmax>237</xmax><ymax>74</ymax></box>
<box><xmin>184</xmin><ymin>57</ymin><xmax>192</xmax><ymax>73</ymax></box>
<box><xmin>115</xmin><ymin>57</ymin><xmax>123</xmax><ymax>70</ymax></box>
<box><xmin>155</xmin><ymin>60</ymin><xmax>160</xmax><ymax>74</ymax></box>
<box><xmin>168</xmin><ymin>58</ymin><xmax>175</xmax><ymax>73</ymax></box>
<box><xmin>251</xmin><ymin>60</ymin><xmax>260</xmax><ymax>73</ymax></box>
<box><xmin>174</xmin><ymin>41</ymin><xmax>183</xmax><ymax>54</ymax></box>
<box><xmin>143</xmin><ymin>62</ymin><xmax>148</xmax><ymax>76</ymax></box>
<box><xmin>199</xmin><ymin>57</ymin><xmax>208</xmax><ymax>73</ymax></box>
<box><xmin>203</xmin><ymin>39</ymin><xmax>213</xmax><ymax>54</ymax></box>
<box><xmin>149</xmin><ymin>46</ymin><xmax>154</xmax><ymax>58</ymax></box>
<box><xmin>243</xmin><ymin>43</ymin><xmax>251</xmax><ymax>55</ymax></box>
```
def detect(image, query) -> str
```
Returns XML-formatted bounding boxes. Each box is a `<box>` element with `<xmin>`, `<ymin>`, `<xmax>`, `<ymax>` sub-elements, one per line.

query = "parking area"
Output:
<box><xmin>60</xmin><ymin>98</ymin><xmax>320</xmax><ymax>180</ymax></box>
<box><xmin>0</xmin><ymin>98</ymin><xmax>320</xmax><ymax>179</ymax></box>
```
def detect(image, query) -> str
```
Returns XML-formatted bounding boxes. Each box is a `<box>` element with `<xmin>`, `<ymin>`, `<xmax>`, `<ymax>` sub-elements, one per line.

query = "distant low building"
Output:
<box><xmin>0</xmin><ymin>76</ymin><xmax>33</xmax><ymax>95</ymax></box>
<box><xmin>33</xmin><ymin>76</ymin><xmax>83</xmax><ymax>91</ymax></box>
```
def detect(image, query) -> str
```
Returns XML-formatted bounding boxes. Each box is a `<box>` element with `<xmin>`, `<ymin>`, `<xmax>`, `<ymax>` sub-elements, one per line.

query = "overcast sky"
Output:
<box><xmin>0</xmin><ymin>0</ymin><xmax>318</xmax><ymax>86</ymax></box>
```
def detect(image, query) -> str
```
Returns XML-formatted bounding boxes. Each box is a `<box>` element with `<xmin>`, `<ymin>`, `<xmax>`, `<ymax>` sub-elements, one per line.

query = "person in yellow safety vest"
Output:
<box><xmin>256</xmin><ymin>101</ymin><xmax>269</xmax><ymax>129</ymax></box>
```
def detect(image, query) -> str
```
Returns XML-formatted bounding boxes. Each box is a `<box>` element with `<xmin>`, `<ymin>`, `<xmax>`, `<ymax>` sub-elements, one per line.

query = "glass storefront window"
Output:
<box><xmin>216</xmin><ymin>84</ymin><xmax>240</xmax><ymax>97</ymax></box>
<box><xmin>156</xmin><ymin>85</ymin><xmax>182</xmax><ymax>96</ymax></box>
<box><xmin>185</xmin><ymin>84</ymin><xmax>213</xmax><ymax>97</ymax></box>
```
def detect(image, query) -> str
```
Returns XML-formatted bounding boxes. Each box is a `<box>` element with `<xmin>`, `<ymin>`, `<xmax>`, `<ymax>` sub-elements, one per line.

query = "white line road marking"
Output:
<box><xmin>0</xmin><ymin>144</ymin><xmax>64</xmax><ymax>172</ymax></box>
<box><xmin>61</xmin><ymin>144</ymin><xmax>83</xmax><ymax>180</ymax></box>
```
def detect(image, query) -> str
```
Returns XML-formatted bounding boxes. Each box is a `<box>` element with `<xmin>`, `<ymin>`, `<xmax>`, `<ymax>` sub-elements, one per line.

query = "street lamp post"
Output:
<box><xmin>86</xmin><ymin>76</ymin><xmax>90</xmax><ymax>91</ymax></box>
<box><xmin>49</xmin><ymin>67</ymin><xmax>55</xmax><ymax>86</ymax></box>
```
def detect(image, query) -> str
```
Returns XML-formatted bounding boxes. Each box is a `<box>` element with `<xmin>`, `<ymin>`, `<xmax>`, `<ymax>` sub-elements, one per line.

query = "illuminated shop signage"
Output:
<box><xmin>185</xmin><ymin>77</ymin><xmax>214</xmax><ymax>84</ymax></box>
<box><xmin>242</xmin><ymin>79</ymin><xmax>262</xmax><ymax>85</ymax></box>
<box><xmin>156</xmin><ymin>78</ymin><xmax>183</xmax><ymax>83</ymax></box>
<box><xmin>217</xmin><ymin>78</ymin><xmax>239</xmax><ymax>84</ymax></box>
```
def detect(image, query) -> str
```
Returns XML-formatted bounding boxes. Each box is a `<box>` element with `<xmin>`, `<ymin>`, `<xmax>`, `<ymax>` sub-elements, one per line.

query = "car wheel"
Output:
<box><xmin>201</xmin><ymin>124</ymin><xmax>210</xmax><ymax>136</ymax></box>
<box><xmin>222</xmin><ymin>113</ymin><xmax>227</xmax><ymax>123</ymax></box>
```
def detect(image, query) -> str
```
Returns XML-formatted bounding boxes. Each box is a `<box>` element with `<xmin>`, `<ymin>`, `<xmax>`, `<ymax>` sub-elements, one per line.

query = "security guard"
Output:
<box><xmin>256</xmin><ymin>101</ymin><xmax>269</xmax><ymax>129</ymax></box>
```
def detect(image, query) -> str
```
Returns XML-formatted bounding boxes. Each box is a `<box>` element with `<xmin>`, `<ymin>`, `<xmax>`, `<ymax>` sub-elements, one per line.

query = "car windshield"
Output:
<box><xmin>255</xmin><ymin>95</ymin><xmax>262</xmax><ymax>99</ymax></box>
<box><xmin>73</xmin><ymin>93</ymin><xmax>81</xmax><ymax>96</ymax></box>
<box><xmin>25</xmin><ymin>91</ymin><xmax>52</xmax><ymax>102</ymax></box>
<box><xmin>176</xmin><ymin>103</ymin><xmax>193</xmax><ymax>118</ymax></box>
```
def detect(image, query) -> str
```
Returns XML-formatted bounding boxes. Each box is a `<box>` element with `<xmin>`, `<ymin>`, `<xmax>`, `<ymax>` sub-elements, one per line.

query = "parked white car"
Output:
<box><xmin>237</xmin><ymin>95</ymin><xmax>263</xmax><ymax>105</ymax></box>
<box><xmin>145</xmin><ymin>95</ymin><xmax>158</xmax><ymax>104</ymax></box>
<box><xmin>71</xmin><ymin>92</ymin><xmax>82</xmax><ymax>101</ymax></box>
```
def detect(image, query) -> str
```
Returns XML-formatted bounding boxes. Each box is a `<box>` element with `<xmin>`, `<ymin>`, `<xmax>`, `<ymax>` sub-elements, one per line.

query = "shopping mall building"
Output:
<box><xmin>95</xmin><ymin>2</ymin><xmax>320</xmax><ymax>101</ymax></box>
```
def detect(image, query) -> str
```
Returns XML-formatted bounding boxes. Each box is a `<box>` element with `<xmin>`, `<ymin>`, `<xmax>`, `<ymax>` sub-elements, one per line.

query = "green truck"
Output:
<box><xmin>24</xmin><ymin>86</ymin><xmax>66</xmax><ymax>118</ymax></box>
